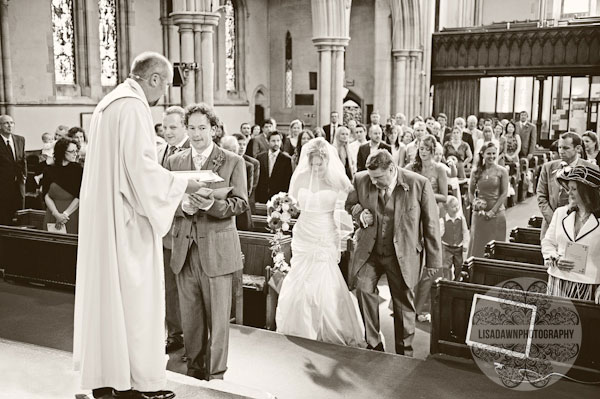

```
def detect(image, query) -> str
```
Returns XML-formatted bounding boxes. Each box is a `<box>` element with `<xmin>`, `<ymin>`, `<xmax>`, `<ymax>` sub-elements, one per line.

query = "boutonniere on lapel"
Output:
<box><xmin>553</xmin><ymin>161</ymin><xmax>571</xmax><ymax>177</ymax></box>
<box><xmin>212</xmin><ymin>151</ymin><xmax>226</xmax><ymax>175</ymax></box>
<box><xmin>399</xmin><ymin>182</ymin><xmax>409</xmax><ymax>191</ymax></box>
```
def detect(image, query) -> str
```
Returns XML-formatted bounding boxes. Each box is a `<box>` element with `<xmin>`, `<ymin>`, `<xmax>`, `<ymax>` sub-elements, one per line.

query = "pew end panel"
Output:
<box><xmin>0</xmin><ymin>226</ymin><xmax>77</xmax><ymax>289</ymax></box>
<box><xmin>509</xmin><ymin>227</ymin><xmax>541</xmax><ymax>246</ymax></box>
<box><xmin>484</xmin><ymin>241</ymin><xmax>544</xmax><ymax>265</ymax></box>
<box><xmin>431</xmin><ymin>279</ymin><xmax>600</xmax><ymax>381</ymax></box>
<box><xmin>238</xmin><ymin>231</ymin><xmax>291</xmax><ymax>330</ymax></box>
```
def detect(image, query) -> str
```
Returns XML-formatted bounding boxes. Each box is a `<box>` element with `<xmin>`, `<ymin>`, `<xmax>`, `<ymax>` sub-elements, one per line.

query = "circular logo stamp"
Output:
<box><xmin>467</xmin><ymin>277</ymin><xmax>582</xmax><ymax>390</ymax></box>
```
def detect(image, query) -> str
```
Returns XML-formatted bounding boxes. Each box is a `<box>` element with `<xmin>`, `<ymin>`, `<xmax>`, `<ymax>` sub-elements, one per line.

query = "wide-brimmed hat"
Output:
<box><xmin>556</xmin><ymin>165</ymin><xmax>600</xmax><ymax>190</ymax></box>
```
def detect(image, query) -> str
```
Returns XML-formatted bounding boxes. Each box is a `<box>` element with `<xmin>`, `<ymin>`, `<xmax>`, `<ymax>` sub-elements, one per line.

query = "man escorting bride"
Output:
<box><xmin>275</xmin><ymin>138</ymin><xmax>366</xmax><ymax>347</ymax></box>
<box><xmin>346</xmin><ymin>150</ymin><xmax>442</xmax><ymax>356</ymax></box>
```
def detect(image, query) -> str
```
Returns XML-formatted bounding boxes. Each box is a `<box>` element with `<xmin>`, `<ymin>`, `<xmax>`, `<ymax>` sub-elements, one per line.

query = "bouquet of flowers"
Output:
<box><xmin>266</xmin><ymin>192</ymin><xmax>300</xmax><ymax>293</ymax></box>
<box><xmin>472</xmin><ymin>197</ymin><xmax>488</xmax><ymax>216</ymax></box>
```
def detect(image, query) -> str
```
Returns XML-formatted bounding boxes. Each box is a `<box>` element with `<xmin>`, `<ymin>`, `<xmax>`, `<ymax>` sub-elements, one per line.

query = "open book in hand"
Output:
<box><xmin>172</xmin><ymin>170</ymin><xmax>224</xmax><ymax>183</ymax></box>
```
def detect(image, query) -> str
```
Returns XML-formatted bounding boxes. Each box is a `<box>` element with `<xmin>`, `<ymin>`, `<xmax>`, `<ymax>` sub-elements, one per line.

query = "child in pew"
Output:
<box><xmin>440</xmin><ymin>196</ymin><xmax>470</xmax><ymax>281</ymax></box>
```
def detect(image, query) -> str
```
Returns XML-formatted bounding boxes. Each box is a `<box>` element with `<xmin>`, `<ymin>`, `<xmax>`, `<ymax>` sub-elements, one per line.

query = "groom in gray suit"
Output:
<box><xmin>167</xmin><ymin>103</ymin><xmax>248</xmax><ymax>380</ymax></box>
<box><xmin>345</xmin><ymin>150</ymin><xmax>441</xmax><ymax>356</ymax></box>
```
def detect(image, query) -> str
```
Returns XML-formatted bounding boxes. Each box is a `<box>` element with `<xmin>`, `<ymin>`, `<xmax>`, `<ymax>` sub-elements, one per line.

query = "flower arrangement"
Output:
<box><xmin>266</xmin><ymin>192</ymin><xmax>300</xmax><ymax>293</ymax></box>
<box><xmin>472</xmin><ymin>197</ymin><xmax>488</xmax><ymax>216</ymax></box>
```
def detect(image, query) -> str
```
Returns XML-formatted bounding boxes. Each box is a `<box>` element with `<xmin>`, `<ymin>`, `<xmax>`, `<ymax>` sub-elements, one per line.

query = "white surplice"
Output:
<box><xmin>73</xmin><ymin>79</ymin><xmax>187</xmax><ymax>391</ymax></box>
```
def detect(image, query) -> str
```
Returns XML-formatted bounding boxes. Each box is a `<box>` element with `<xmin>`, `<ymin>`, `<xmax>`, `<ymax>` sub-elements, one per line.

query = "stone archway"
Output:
<box><xmin>252</xmin><ymin>85</ymin><xmax>268</xmax><ymax>126</ymax></box>
<box><xmin>343</xmin><ymin>89</ymin><xmax>363</xmax><ymax>124</ymax></box>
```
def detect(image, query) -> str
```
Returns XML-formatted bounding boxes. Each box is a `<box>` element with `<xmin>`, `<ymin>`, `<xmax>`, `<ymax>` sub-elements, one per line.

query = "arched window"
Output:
<box><xmin>224</xmin><ymin>0</ymin><xmax>236</xmax><ymax>93</ymax></box>
<box><xmin>285</xmin><ymin>31</ymin><xmax>292</xmax><ymax>108</ymax></box>
<box><xmin>51</xmin><ymin>0</ymin><xmax>76</xmax><ymax>85</ymax></box>
<box><xmin>99</xmin><ymin>0</ymin><xmax>118</xmax><ymax>86</ymax></box>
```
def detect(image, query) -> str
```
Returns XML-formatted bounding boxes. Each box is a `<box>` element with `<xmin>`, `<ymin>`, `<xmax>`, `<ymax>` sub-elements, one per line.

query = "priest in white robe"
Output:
<box><xmin>73</xmin><ymin>52</ymin><xmax>203</xmax><ymax>399</ymax></box>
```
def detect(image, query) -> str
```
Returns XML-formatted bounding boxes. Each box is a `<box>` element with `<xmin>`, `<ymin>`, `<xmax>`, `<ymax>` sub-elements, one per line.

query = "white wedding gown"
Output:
<box><xmin>275</xmin><ymin>188</ymin><xmax>366</xmax><ymax>347</ymax></box>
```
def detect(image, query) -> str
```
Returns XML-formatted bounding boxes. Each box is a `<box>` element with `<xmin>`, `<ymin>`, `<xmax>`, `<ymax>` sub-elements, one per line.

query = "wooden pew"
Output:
<box><xmin>509</xmin><ymin>226</ymin><xmax>541</xmax><ymax>245</ymax></box>
<box><xmin>465</xmin><ymin>256</ymin><xmax>547</xmax><ymax>287</ymax></box>
<box><xmin>246</xmin><ymin>215</ymin><xmax>297</xmax><ymax>234</ymax></box>
<box><xmin>238</xmin><ymin>230</ymin><xmax>291</xmax><ymax>330</ymax></box>
<box><xmin>0</xmin><ymin>225</ymin><xmax>77</xmax><ymax>288</ymax></box>
<box><xmin>431</xmin><ymin>279</ymin><xmax>600</xmax><ymax>381</ymax></box>
<box><xmin>484</xmin><ymin>240</ymin><xmax>543</xmax><ymax>265</ymax></box>
<box><xmin>254</xmin><ymin>203</ymin><xmax>267</xmax><ymax>216</ymax></box>
<box><xmin>0</xmin><ymin>226</ymin><xmax>245</xmax><ymax>325</ymax></box>
<box><xmin>15</xmin><ymin>209</ymin><xmax>46</xmax><ymax>230</ymax></box>
<box><xmin>528</xmin><ymin>216</ymin><xmax>543</xmax><ymax>229</ymax></box>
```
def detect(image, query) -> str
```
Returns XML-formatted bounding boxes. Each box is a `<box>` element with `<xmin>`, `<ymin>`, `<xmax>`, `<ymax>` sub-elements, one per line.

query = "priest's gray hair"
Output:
<box><xmin>130</xmin><ymin>52</ymin><xmax>172</xmax><ymax>79</ymax></box>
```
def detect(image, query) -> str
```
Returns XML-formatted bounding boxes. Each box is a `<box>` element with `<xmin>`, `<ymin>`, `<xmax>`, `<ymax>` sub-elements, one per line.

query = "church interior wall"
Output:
<box><xmin>128</xmin><ymin>0</ymin><xmax>163</xmax><ymax>58</ymax></box>
<box><xmin>345</xmin><ymin>0</ymin><xmax>376</xmax><ymax>114</ymax></box>
<box><xmin>438</xmin><ymin>0</ymin><xmax>462</xmax><ymax>30</ymax></box>
<box><xmin>267</xmin><ymin>0</ymin><xmax>319</xmax><ymax>129</ymax></box>
<box><xmin>479</xmin><ymin>0</ymin><xmax>539</xmax><ymax>25</ymax></box>
<box><xmin>214</xmin><ymin>0</ymin><xmax>270</xmax><ymax>133</ymax></box>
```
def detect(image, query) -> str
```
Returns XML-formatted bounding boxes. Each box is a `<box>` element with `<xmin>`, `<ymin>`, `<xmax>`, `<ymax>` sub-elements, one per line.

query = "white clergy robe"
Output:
<box><xmin>73</xmin><ymin>79</ymin><xmax>187</xmax><ymax>391</ymax></box>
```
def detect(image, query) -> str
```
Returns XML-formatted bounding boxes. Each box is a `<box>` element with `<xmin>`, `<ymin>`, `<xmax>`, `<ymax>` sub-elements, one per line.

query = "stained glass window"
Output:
<box><xmin>285</xmin><ymin>32</ymin><xmax>293</xmax><ymax>108</ymax></box>
<box><xmin>99</xmin><ymin>0</ymin><xmax>118</xmax><ymax>86</ymax></box>
<box><xmin>225</xmin><ymin>0</ymin><xmax>236</xmax><ymax>93</ymax></box>
<box><xmin>51</xmin><ymin>0</ymin><xmax>76</xmax><ymax>85</ymax></box>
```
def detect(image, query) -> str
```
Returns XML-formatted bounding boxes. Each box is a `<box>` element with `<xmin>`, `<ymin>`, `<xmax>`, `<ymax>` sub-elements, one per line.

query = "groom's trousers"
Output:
<box><xmin>355</xmin><ymin>253</ymin><xmax>416</xmax><ymax>356</ymax></box>
<box><xmin>176</xmin><ymin>243</ymin><xmax>232</xmax><ymax>380</ymax></box>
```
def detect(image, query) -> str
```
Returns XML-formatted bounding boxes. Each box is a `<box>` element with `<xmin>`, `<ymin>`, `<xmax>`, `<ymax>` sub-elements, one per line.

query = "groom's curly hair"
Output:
<box><xmin>184</xmin><ymin>103</ymin><xmax>220</xmax><ymax>128</ymax></box>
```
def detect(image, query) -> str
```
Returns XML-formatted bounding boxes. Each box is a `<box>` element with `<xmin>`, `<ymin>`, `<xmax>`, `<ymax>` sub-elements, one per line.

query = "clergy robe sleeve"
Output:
<box><xmin>119</xmin><ymin>100</ymin><xmax>188</xmax><ymax>237</ymax></box>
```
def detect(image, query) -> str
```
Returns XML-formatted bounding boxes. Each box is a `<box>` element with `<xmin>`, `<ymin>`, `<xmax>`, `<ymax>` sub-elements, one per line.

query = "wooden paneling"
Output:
<box><xmin>432</xmin><ymin>24</ymin><xmax>600</xmax><ymax>81</ymax></box>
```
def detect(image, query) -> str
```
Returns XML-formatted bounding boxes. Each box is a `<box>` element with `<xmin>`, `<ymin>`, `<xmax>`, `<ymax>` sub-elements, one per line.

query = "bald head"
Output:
<box><xmin>130</xmin><ymin>52</ymin><xmax>172</xmax><ymax>106</ymax></box>
<box><xmin>130</xmin><ymin>52</ymin><xmax>172</xmax><ymax>79</ymax></box>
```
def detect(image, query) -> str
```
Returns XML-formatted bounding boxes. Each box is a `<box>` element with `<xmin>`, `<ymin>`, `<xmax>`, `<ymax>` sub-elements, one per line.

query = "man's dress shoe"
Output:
<box><xmin>366</xmin><ymin>343</ymin><xmax>385</xmax><ymax>352</ymax></box>
<box><xmin>165</xmin><ymin>339</ymin><xmax>184</xmax><ymax>353</ymax></box>
<box><xmin>140</xmin><ymin>390</ymin><xmax>176</xmax><ymax>399</ymax></box>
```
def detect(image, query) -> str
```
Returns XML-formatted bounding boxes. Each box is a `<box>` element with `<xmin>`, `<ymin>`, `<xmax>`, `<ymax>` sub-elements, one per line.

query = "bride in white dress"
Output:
<box><xmin>275</xmin><ymin>138</ymin><xmax>366</xmax><ymax>347</ymax></box>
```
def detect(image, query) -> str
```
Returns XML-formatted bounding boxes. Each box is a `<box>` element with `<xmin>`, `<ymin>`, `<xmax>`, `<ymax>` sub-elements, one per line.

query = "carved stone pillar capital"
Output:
<box><xmin>392</xmin><ymin>49</ymin><xmax>410</xmax><ymax>60</ymax></box>
<box><xmin>312</xmin><ymin>37</ymin><xmax>350</xmax><ymax>51</ymax></box>
<box><xmin>409</xmin><ymin>49</ymin><xmax>422</xmax><ymax>59</ymax></box>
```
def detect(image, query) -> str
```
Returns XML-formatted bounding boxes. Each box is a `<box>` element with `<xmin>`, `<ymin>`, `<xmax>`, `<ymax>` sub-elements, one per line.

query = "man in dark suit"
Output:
<box><xmin>246</xmin><ymin>118</ymin><xmax>274</xmax><ymax>158</ymax></box>
<box><xmin>255</xmin><ymin>131</ymin><xmax>293</xmax><ymax>203</ymax></box>
<box><xmin>166</xmin><ymin>103</ymin><xmax>248</xmax><ymax>381</ymax></box>
<box><xmin>158</xmin><ymin>106</ymin><xmax>190</xmax><ymax>356</ymax></box>
<box><xmin>516</xmin><ymin>110</ymin><xmax>537</xmax><ymax>159</ymax></box>
<box><xmin>356</xmin><ymin>124</ymin><xmax>392</xmax><ymax>172</ymax></box>
<box><xmin>0</xmin><ymin>115</ymin><xmax>26</xmax><ymax>225</ymax></box>
<box><xmin>323</xmin><ymin>111</ymin><xmax>341</xmax><ymax>144</ymax></box>
<box><xmin>437</xmin><ymin>113</ymin><xmax>452</xmax><ymax>141</ymax></box>
<box><xmin>366</xmin><ymin>110</ymin><xmax>384</xmax><ymax>132</ymax></box>
<box><xmin>234</xmin><ymin>133</ymin><xmax>260</xmax><ymax>212</ymax></box>
<box><xmin>537</xmin><ymin>132</ymin><xmax>597</xmax><ymax>238</ymax></box>
<box><xmin>221</xmin><ymin>135</ymin><xmax>254</xmax><ymax>230</ymax></box>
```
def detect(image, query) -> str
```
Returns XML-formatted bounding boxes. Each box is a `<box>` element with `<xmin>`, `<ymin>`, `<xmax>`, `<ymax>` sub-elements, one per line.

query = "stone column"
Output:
<box><xmin>406</xmin><ymin>54</ymin><xmax>415</xmax><ymax>119</ymax></box>
<box><xmin>332</xmin><ymin>44</ymin><xmax>347</xmax><ymax>120</ymax></box>
<box><xmin>410</xmin><ymin>50</ymin><xmax>422</xmax><ymax>117</ymax></box>
<box><xmin>172</xmin><ymin>15</ymin><xmax>195</xmax><ymax>107</ymax></box>
<box><xmin>197</xmin><ymin>13</ymin><xmax>219</xmax><ymax>106</ymax></box>
<box><xmin>311</xmin><ymin>0</ymin><xmax>351</xmax><ymax>126</ymax></box>
<box><xmin>392</xmin><ymin>50</ymin><xmax>409</xmax><ymax>115</ymax></box>
<box><xmin>373</xmin><ymin>0</ymin><xmax>392</xmax><ymax>120</ymax></box>
<box><xmin>0</xmin><ymin>0</ymin><xmax>13</xmax><ymax>115</ymax></box>
<box><xmin>168</xmin><ymin>21</ymin><xmax>180</xmax><ymax>105</ymax></box>
<box><xmin>313</xmin><ymin>40</ymin><xmax>332</xmax><ymax>126</ymax></box>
